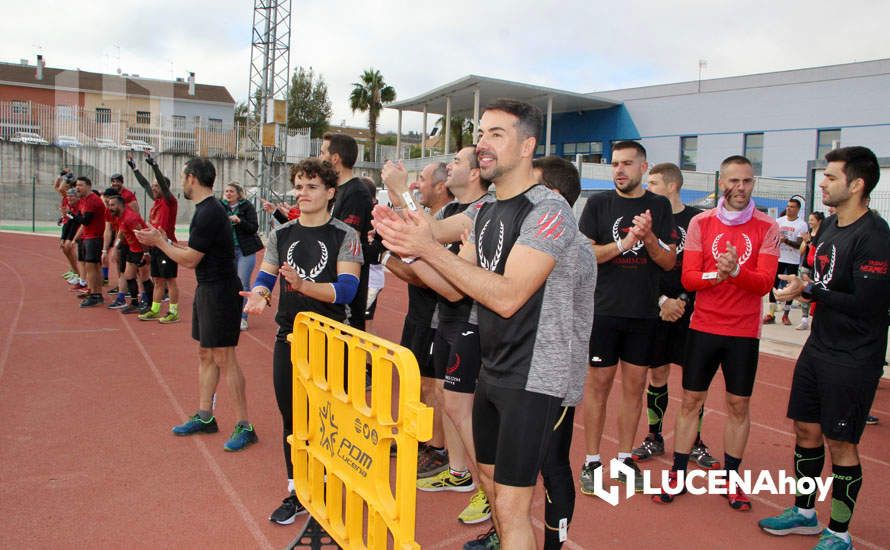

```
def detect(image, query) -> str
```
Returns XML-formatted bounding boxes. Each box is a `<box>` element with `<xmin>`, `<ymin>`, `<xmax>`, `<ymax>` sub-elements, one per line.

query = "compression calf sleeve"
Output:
<box><xmin>793</xmin><ymin>445</ymin><xmax>825</xmax><ymax>510</ymax></box>
<box><xmin>829</xmin><ymin>463</ymin><xmax>862</xmax><ymax>533</ymax></box>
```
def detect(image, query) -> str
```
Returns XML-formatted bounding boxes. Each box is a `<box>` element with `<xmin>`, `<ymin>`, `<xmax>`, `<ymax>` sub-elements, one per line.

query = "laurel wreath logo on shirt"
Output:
<box><xmin>612</xmin><ymin>217</ymin><xmax>644</xmax><ymax>255</ymax></box>
<box><xmin>813</xmin><ymin>242</ymin><xmax>836</xmax><ymax>289</ymax></box>
<box><xmin>477</xmin><ymin>219</ymin><xmax>504</xmax><ymax>272</ymax></box>
<box><xmin>677</xmin><ymin>226</ymin><xmax>687</xmax><ymax>254</ymax></box>
<box><xmin>286</xmin><ymin>240</ymin><xmax>329</xmax><ymax>282</ymax></box>
<box><xmin>711</xmin><ymin>233</ymin><xmax>753</xmax><ymax>265</ymax></box>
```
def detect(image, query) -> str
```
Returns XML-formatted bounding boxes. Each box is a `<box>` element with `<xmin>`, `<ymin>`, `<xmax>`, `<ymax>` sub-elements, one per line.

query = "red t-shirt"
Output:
<box><xmin>682</xmin><ymin>208</ymin><xmax>780</xmax><ymax>338</ymax></box>
<box><xmin>119</xmin><ymin>187</ymin><xmax>137</xmax><ymax>205</ymax></box>
<box><xmin>149</xmin><ymin>195</ymin><xmax>178</xmax><ymax>241</ymax></box>
<box><xmin>118</xmin><ymin>208</ymin><xmax>148</xmax><ymax>252</ymax></box>
<box><xmin>79</xmin><ymin>192</ymin><xmax>107</xmax><ymax>239</ymax></box>
<box><xmin>104</xmin><ymin>209</ymin><xmax>121</xmax><ymax>232</ymax></box>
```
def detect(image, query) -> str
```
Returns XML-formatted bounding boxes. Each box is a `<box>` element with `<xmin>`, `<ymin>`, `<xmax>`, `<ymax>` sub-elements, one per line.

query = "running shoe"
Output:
<box><xmin>781</xmin><ymin>313</ymin><xmax>792</xmax><ymax>326</ymax></box>
<box><xmin>137</xmin><ymin>301</ymin><xmax>151</xmax><ymax>314</ymax></box>
<box><xmin>240</xmin><ymin>318</ymin><xmax>249</xmax><ymax>331</ymax></box>
<box><xmin>67</xmin><ymin>277</ymin><xmax>84</xmax><ymax>286</ymax></box>
<box><xmin>812</xmin><ymin>529</ymin><xmax>853</xmax><ymax>550</ymax></box>
<box><xmin>690</xmin><ymin>441</ymin><xmax>721</xmax><ymax>469</ymax></box>
<box><xmin>172</xmin><ymin>414</ymin><xmax>219</xmax><ymax>436</ymax></box>
<box><xmin>578</xmin><ymin>460</ymin><xmax>603</xmax><ymax>496</ymax></box>
<box><xmin>70</xmin><ymin>282</ymin><xmax>88</xmax><ymax>291</ymax></box>
<box><xmin>463</xmin><ymin>527</ymin><xmax>499</xmax><ymax>550</ymax></box>
<box><xmin>120</xmin><ymin>303</ymin><xmax>141</xmax><ymax>314</ymax></box>
<box><xmin>417</xmin><ymin>447</ymin><xmax>449</xmax><ymax>478</ymax></box>
<box><xmin>107</xmin><ymin>298</ymin><xmax>128</xmax><ymax>309</ymax></box>
<box><xmin>269</xmin><ymin>491</ymin><xmax>307</xmax><ymax>525</ymax></box>
<box><xmin>158</xmin><ymin>311</ymin><xmax>180</xmax><ymax>324</ymax></box>
<box><xmin>138</xmin><ymin>309</ymin><xmax>161</xmax><ymax>321</ymax></box>
<box><xmin>652</xmin><ymin>469</ymin><xmax>685</xmax><ymax>504</ymax></box>
<box><xmin>725</xmin><ymin>487</ymin><xmax>752</xmax><ymax>511</ymax></box>
<box><xmin>616</xmin><ymin>456</ymin><xmax>645</xmax><ymax>492</ymax></box>
<box><xmin>62</xmin><ymin>270</ymin><xmax>76</xmax><ymax>279</ymax></box>
<box><xmin>106</xmin><ymin>286</ymin><xmax>120</xmax><ymax>295</ymax></box>
<box><xmin>459</xmin><ymin>489</ymin><xmax>491</xmax><ymax>524</ymax></box>
<box><xmin>796</xmin><ymin>318</ymin><xmax>810</xmax><ymax>330</ymax></box>
<box><xmin>762</xmin><ymin>314</ymin><xmax>775</xmax><ymax>324</ymax></box>
<box><xmin>416</xmin><ymin>470</ymin><xmax>475</xmax><ymax>492</ymax></box>
<box><xmin>224</xmin><ymin>424</ymin><xmax>258</xmax><ymax>452</ymax></box>
<box><xmin>757</xmin><ymin>506</ymin><xmax>822</xmax><ymax>536</ymax></box>
<box><xmin>866</xmin><ymin>415</ymin><xmax>879</xmax><ymax>425</ymax></box>
<box><xmin>79</xmin><ymin>295</ymin><xmax>103</xmax><ymax>308</ymax></box>
<box><xmin>632</xmin><ymin>434</ymin><xmax>665</xmax><ymax>461</ymax></box>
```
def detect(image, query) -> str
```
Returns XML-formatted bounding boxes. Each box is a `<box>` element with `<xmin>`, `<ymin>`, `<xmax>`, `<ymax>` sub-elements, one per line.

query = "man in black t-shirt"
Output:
<box><xmin>629</xmin><ymin>163</ymin><xmax>718</xmax><ymax>469</ymax></box>
<box><xmin>577</xmin><ymin>141</ymin><xmax>676</xmax><ymax>494</ymax></box>
<box><xmin>136</xmin><ymin>157</ymin><xmax>257</xmax><ymax>453</ymax></box>
<box><xmin>319</xmin><ymin>133</ymin><xmax>374</xmax><ymax>331</ymax></box>
<box><xmin>759</xmin><ymin>147</ymin><xmax>890</xmax><ymax>549</ymax></box>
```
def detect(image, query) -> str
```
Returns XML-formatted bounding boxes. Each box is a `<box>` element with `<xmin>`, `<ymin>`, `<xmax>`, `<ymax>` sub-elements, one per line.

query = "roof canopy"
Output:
<box><xmin>389</xmin><ymin>74</ymin><xmax>619</xmax><ymax>116</ymax></box>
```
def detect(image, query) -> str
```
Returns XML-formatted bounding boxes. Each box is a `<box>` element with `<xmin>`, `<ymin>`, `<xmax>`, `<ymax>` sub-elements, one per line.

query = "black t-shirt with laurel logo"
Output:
<box><xmin>264</xmin><ymin>217</ymin><xmax>363</xmax><ymax>340</ymax></box>
<box><xmin>661</xmin><ymin>205</ymin><xmax>702</xmax><ymax>321</ymax></box>
<box><xmin>578</xmin><ymin>190</ymin><xmax>675</xmax><ymax>318</ymax></box>
<box><xmin>808</xmin><ymin>211</ymin><xmax>890</xmax><ymax>368</ymax></box>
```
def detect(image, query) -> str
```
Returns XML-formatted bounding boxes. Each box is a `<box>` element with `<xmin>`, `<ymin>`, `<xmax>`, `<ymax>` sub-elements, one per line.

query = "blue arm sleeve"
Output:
<box><xmin>331</xmin><ymin>273</ymin><xmax>359</xmax><ymax>304</ymax></box>
<box><xmin>252</xmin><ymin>269</ymin><xmax>277</xmax><ymax>292</ymax></box>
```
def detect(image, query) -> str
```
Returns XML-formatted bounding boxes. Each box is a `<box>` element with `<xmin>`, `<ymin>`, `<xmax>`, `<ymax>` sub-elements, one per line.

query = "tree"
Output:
<box><xmin>349</xmin><ymin>68</ymin><xmax>396</xmax><ymax>162</ymax></box>
<box><xmin>434</xmin><ymin>116</ymin><xmax>474</xmax><ymax>152</ymax></box>
<box><xmin>287</xmin><ymin>66</ymin><xmax>332</xmax><ymax>138</ymax></box>
<box><xmin>234</xmin><ymin>101</ymin><xmax>249</xmax><ymax>125</ymax></box>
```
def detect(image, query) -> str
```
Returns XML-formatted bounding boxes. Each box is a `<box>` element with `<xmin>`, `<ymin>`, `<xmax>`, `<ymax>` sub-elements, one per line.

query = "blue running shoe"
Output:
<box><xmin>224</xmin><ymin>424</ymin><xmax>258</xmax><ymax>451</ymax></box>
<box><xmin>758</xmin><ymin>506</ymin><xmax>822</xmax><ymax>536</ymax></box>
<box><xmin>813</xmin><ymin>529</ymin><xmax>853</xmax><ymax>549</ymax></box>
<box><xmin>172</xmin><ymin>414</ymin><xmax>218</xmax><ymax>436</ymax></box>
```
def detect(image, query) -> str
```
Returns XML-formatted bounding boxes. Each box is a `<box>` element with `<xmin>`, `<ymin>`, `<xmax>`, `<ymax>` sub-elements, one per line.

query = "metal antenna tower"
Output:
<box><xmin>247</xmin><ymin>0</ymin><xmax>292</xmax><ymax>215</ymax></box>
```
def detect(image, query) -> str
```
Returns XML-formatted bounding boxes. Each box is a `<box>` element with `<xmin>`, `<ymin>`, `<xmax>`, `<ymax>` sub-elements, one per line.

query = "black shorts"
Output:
<box><xmin>125</xmin><ymin>249</ymin><xmax>147</xmax><ymax>267</ymax></box>
<box><xmin>60</xmin><ymin>220</ymin><xmax>79</xmax><ymax>241</ymax></box>
<box><xmin>650</xmin><ymin>318</ymin><xmax>691</xmax><ymax>368</ymax></box>
<box><xmin>473</xmin><ymin>380</ymin><xmax>565</xmax><ymax>487</ymax></box>
<box><xmin>400</xmin><ymin>319</ymin><xmax>436</xmax><ymax>378</ymax></box>
<box><xmin>77</xmin><ymin>237</ymin><xmax>102</xmax><ymax>263</ymax></box>
<box><xmin>589</xmin><ymin>315</ymin><xmax>657</xmax><ymax>367</ymax></box>
<box><xmin>787</xmin><ymin>349</ymin><xmax>881</xmax><ymax>444</ymax></box>
<box><xmin>441</xmin><ymin>322</ymin><xmax>482</xmax><ymax>394</ymax></box>
<box><xmin>682</xmin><ymin>329</ymin><xmax>760</xmax><ymax>396</ymax></box>
<box><xmin>192</xmin><ymin>278</ymin><xmax>242</xmax><ymax>348</ymax></box>
<box><xmin>150</xmin><ymin>247</ymin><xmax>178</xmax><ymax>279</ymax></box>
<box><xmin>771</xmin><ymin>262</ymin><xmax>799</xmax><ymax>298</ymax></box>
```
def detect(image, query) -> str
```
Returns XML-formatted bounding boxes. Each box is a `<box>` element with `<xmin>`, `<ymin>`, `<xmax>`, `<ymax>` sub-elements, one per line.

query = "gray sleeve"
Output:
<box><xmin>338</xmin><ymin>226</ymin><xmax>365</xmax><ymax>265</ymax></box>
<box><xmin>515</xmin><ymin>199</ymin><xmax>577</xmax><ymax>259</ymax></box>
<box><xmin>264</xmin><ymin>227</ymin><xmax>280</xmax><ymax>266</ymax></box>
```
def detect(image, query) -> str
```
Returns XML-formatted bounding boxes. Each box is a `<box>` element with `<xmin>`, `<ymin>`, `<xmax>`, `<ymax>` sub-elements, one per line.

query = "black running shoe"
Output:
<box><xmin>866</xmin><ymin>415</ymin><xmax>879</xmax><ymax>425</ymax></box>
<box><xmin>79</xmin><ymin>295</ymin><xmax>104</xmax><ymax>308</ymax></box>
<box><xmin>107</xmin><ymin>287</ymin><xmax>120</xmax><ymax>296</ymax></box>
<box><xmin>269</xmin><ymin>491</ymin><xmax>306</xmax><ymax>525</ymax></box>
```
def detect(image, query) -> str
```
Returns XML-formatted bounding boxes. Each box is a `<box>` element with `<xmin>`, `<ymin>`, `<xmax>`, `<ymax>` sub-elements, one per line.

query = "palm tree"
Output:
<box><xmin>433</xmin><ymin>116</ymin><xmax>474</xmax><ymax>152</ymax></box>
<box><xmin>349</xmin><ymin>68</ymin><xmax>396</xmax><ymax>162</ymax></box>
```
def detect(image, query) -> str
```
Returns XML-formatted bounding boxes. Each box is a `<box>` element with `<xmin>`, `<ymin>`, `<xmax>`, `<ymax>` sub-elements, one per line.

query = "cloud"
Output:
<box><xmin>3</xmin><ymin>0</ymin><xmax>888</xmax><ymax>134</ymax></box>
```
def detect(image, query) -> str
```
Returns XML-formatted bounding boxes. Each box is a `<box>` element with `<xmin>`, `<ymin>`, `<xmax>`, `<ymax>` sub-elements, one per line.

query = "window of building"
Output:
<box><xmin>535</xmin><ymin>143</ymin><xmax>555</xmax><ymax>156</ymax></box>
<box><xmin>563</xmin><ymin>141</ymin><xmax>603</xmax><ymax>162</ymax></box>
<box><xmin>816</xmin><ymin>129</ymin><xmax>841</xmax><ymax>160</ymax></box>
<box><xmin>208</xmin><ymin>118</ymin><xmax>223</xmax><ymax>132</ymax></box>
<box><xmin>96</xmin><ymin>108</ymin><xmax>111</xmax><ymax>124</ymax></box>
<box><xmin>171</xmin><ymin>115</ymin><xmax>186</xmax><ymax>127</ymax></box>
<box><xmin>680</xmin><ymin>136</ymin><xmax>698</xmax><ymax>171</ymax></box>
<box><xmin>136</xmin><ymin>111</ymin><xmax>151</xmax><ymax>125</ymax></box>
<box><xmin>11</xmin><ymin>100</ymin><xmax>30</xmax><ymax>116</ymax></box>
<box><xmin>744</xmin><ymin>133</ymin><xmax>764</xmax><ymax>176</ymax></box>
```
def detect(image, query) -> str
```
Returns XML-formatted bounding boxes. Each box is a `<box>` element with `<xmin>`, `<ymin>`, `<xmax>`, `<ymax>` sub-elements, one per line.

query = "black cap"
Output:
<box><xmin>102</xmin><ymin>187</ymin><xmax>120</xmax><ymax>197</ymax></box>
<box><xmin>110</xmin><ymin>173</ymin><xmax>124</xmax><ymax>182</ymax></box>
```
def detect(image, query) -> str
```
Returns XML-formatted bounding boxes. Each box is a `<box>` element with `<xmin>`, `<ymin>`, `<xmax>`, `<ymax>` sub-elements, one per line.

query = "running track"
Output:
<box><xmin>0</xmin><ymin>231</ymin><xmax>887</xmax><ymax>549</ymax></box>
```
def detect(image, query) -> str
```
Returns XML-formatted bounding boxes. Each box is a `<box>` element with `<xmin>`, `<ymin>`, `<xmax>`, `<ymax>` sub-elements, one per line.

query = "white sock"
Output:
<box><xmin>287</xmin><ymin>479</ymin><xmax>294</xmax><ymax>493</ymax></box>
<box><xmin>796</xmin><ymin>506</ymin><xmax>816</xmax><ymax>518</ymax></box>
<box><xmin>617</xmin><ymin>452</ymin><xmax>632</xmax><ymax>461</ymax></box>
<box><xmin>585</xmin><ymin>454</ymin><xmax>601</xmax><ymax>466</ymax></box>
<box><xmin>826</xmin><ymin>528</ymin><xmax>850</xmax><ymax>542</ymax></box>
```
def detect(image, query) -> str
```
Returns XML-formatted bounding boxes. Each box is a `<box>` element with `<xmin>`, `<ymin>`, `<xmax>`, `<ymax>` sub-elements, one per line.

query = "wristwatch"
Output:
<box><xmin>801</xmin><ymin>282</ymin><xmax>815</xmax><ymax>301</ymax></box>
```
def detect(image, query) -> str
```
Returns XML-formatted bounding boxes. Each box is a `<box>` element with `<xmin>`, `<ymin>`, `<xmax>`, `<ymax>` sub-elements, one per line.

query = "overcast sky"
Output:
<box><xmin>3</xmin><ymin>0</ymin><xmax>889</xmax><ymax>134</ymax></box>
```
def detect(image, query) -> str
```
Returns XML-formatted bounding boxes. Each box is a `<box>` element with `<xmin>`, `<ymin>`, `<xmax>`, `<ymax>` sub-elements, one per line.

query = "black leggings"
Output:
<box><xmin>273</xmin><ymin>338</ymin><xmax>295</xmax><ymax>478</ymax></box>
<box><xmin>541</xmin><ymin>407</ymin><xmax>575</xmax><ymax>550</ymax></box>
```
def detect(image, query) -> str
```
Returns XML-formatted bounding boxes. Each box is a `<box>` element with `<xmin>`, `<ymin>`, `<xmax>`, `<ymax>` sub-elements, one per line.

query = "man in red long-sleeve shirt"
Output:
<box><xmin>654</xmin><ymin>155</ymin><xmax>779</xmax><ymax>510</ymax></box>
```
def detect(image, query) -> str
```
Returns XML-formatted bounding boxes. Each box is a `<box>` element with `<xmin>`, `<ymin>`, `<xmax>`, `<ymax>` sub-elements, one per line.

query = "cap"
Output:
<box><xmin>110</xmin><ymin>173</ymin><xmax>124</xmax><ymax>182</ymax></box>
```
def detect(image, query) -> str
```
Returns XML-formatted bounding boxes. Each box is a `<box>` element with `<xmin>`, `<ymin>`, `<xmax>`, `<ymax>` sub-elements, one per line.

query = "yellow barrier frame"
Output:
<box><xmin>287</xmin><ymin>312</ymin><xmax>433</xmax><ymax>549</ymax></box>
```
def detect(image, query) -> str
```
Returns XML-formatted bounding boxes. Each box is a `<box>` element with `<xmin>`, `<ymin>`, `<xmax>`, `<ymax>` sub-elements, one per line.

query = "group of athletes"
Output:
<box><xmin>50</xmin><ymin>97</ymin><xmax>888</xmax><ymax>550</ymax></box>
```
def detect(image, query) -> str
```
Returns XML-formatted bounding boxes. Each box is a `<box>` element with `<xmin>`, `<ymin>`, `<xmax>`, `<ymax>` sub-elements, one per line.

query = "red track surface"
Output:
<box><xmin>1</xmin><ymin>231</ymin><xmax>888</xmax><ymax>549</ymax></box>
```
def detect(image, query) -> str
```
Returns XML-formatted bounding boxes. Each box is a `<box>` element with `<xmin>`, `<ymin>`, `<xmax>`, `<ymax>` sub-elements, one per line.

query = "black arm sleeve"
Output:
<box><xmin>273</xmin><ymin>209</ymin><xmax>289</xmax><ymax>224</ymax></box>
<box><xmin>150</xmin><ymin>164</ymin><xmax>173</xmax><ymax>199</ymax></box>
<box><xmin>239</xmin><ymin>201</ymin><xmax>260</xmax><ymax>234</ymax></box>
<box><xmin>812</xmin><ymin>277</ymin><xmax>890</xmax><ymax>317</ymax></box>
<box><xmin>133</xmin><ymin>169</ymin><xmax>151</xmax><ymax>195</ymax></box>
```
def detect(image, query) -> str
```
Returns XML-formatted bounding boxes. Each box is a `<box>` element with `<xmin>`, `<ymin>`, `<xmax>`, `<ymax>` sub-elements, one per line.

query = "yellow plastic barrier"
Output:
<box><xmin>287</xmin><ymin>312</ymin><xmax>434</xmax><ymax>549</ymax></box>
